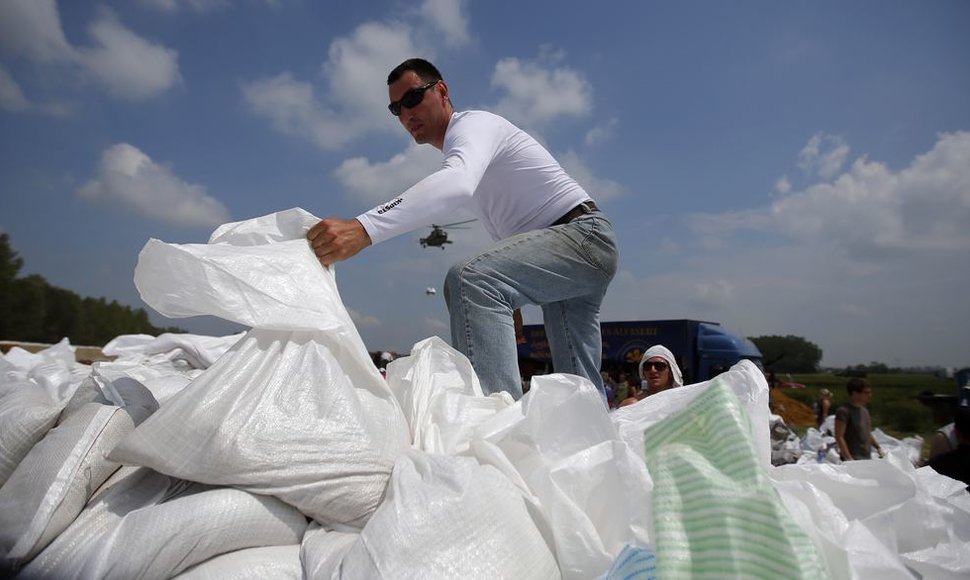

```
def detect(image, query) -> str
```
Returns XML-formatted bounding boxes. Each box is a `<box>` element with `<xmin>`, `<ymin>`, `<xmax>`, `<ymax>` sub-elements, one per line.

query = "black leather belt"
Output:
<box><xmin>552</xmin><ymin>201</ymin><xmax>599</xmax><ymax>226</ymax></box>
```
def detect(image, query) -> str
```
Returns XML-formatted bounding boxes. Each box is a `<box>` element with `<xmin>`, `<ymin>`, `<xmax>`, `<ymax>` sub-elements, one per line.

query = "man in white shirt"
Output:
<box><xmin>308</xmin><ymin>58</ymin><xmax>618</xmax><ymax>400</ymax></box>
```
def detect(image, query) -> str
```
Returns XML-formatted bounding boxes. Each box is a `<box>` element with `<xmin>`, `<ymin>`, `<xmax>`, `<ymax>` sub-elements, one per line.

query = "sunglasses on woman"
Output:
<box><xmin>388</xmin><ymin>80</ymin><xmax>439</xmax><ymax>116</ymax></box>
<box><xmin>643</xmin><ymin>361</ymin><xmax>669</xmax><ymax>371</ymax></box>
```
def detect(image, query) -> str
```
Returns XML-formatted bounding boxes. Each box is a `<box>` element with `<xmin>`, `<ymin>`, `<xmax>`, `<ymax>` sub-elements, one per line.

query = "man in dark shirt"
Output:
<box><xmin>834</xmin><ymin>378</ymin><xmax>883</xmax><ymax>460</ymax></box>
<box><xmin>928</xmin><ymin>406</ymin><xmax>970</xmax><ymax>489</ymax></box>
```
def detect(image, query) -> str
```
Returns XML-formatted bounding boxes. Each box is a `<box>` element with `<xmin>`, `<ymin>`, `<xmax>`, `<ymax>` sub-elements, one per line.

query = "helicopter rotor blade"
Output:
<box><xmin>439</xmin><ymin>219</ymin><xmax>478</xmax><ymax>228</ymax></box>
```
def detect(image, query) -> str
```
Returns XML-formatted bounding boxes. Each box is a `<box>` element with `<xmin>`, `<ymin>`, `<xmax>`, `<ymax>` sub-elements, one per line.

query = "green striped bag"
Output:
<box><xmin>643</xmin><ymin>379</ymin><xmax>829</xmax><ymax>579</ymax></box>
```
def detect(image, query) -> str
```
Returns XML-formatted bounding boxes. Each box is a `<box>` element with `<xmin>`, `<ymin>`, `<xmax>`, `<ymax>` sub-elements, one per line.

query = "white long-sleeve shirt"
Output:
<box><xmin>356</xmin><ymin>110</ymin><xmax>591</xmax><ymax>244</ymax></box>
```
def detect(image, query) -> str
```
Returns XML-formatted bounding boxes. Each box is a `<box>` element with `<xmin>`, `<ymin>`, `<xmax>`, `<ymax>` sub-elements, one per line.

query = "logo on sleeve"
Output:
<box><xmin>377</xmin><ymin>198</ymin><xmax>403</xmax><ymax>214</ymax></box>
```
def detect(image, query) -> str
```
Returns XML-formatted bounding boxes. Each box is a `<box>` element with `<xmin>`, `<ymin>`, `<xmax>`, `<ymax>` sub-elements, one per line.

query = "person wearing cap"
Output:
<box><xmin>618</xmin><ymin>345</ymin><xmax>683</xmax><ymax>407</ymax></box>
<box><xmin>307</xmin><ymin>58</ymin><xmax>618</xmax><ymax>401</ymax></box>
<box><xmin>815</xmin><ymin>388</ymin><xmax>833</xmax><ymax>429</ymax></box>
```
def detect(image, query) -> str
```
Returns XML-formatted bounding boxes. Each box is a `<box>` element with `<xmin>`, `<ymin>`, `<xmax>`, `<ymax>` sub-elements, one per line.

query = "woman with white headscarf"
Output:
<box><xmin>618</xmin><ymin>344</ymin><xmax>684</xmax><ymax>407</ymax></box>
<box><xmin>639</xmin><ymin>344</ymin><xmax>684</xmax><ymax>394</ymax></box>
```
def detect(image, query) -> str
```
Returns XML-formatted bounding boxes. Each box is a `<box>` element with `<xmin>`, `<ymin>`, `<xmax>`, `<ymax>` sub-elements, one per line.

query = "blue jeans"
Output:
<box><xmin>444</xmin><ymin>211</ymin><xmax>618</xmax><ymax>400</ymax></box>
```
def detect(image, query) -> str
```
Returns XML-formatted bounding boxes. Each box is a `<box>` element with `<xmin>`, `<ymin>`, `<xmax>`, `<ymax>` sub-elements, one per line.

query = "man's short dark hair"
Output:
<box><xmin>387</xmin><ymin>58</ymin><xmax>443</xmax><ymax>86</ymax></box>
<box><xmin>846</xmin><ymin>377</ymin><xmax>870</xmax><ymax>395</ymax></box>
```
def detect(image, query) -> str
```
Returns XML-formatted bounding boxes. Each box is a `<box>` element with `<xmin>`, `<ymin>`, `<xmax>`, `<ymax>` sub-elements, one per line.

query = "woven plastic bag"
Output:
<box><xmin>470</xmin><ymin>373</ymin><xmax>653</xmax><ymax>580</ymax></box>
<box><xmin>118</xmin><ymin>208</ymin><xmax>409</xmax><ymax>526</ymax></box>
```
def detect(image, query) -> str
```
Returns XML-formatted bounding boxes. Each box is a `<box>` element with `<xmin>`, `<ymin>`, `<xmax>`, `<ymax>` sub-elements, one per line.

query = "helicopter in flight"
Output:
<box><xmin>419</xmin><ymin>219</ymin><xmax>476</xmax><ymax>248</ymax></box>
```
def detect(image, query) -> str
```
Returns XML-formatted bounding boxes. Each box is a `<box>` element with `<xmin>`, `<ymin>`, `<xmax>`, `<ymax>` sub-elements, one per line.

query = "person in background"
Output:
<box><xmin>815</xmin><ymin>389</ymin><xmax>832</xmax><ymax>429</ymax></box>
<box><xmin>613</xmin><ymin>373</ymin><xmax>632</xmax><ymax>407</ymax></box>
<box><xmin>601</xmin><ymin>371</ymin><xmax>617</xmax><ymax>406</ymax></box>
<box><xmin>307</xmin><ymin>58</ymin><xmax>618</xmax><ymax>401</ymax></box>
<box><xmin>834</xmin><ymin>378</ymin><xmax>883</xmax><ymax>461</ymax></box>
<box><xmin>618</xmin><ymin>345</ymin><xmax>684</xmax><ymax>407</ymax></box>
<box><xmin>927</xmin><ymin>406</ymin><xmax>970</xmax><ymax>488</ymax></box>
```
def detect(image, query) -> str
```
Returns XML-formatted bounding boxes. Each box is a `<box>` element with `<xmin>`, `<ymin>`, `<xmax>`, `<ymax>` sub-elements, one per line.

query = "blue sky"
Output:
<box><xmin>1</xmin><ymin>0</ymin><xmax>968</xmax><ymax>368</ymax></box>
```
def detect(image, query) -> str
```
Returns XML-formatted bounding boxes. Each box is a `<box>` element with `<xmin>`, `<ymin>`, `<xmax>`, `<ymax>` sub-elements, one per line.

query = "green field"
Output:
<box><xmin>780</xmin><ymin>373</ymin><xmax>959</xmax><ymax>446</ymax></box>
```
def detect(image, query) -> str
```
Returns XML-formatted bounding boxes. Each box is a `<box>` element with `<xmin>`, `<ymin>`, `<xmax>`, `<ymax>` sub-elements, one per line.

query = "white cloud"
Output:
<box><xmin>774</xmin><ymin>175</ymin><xmax>791</xmax><ymax>194</ymax></box>
<box><xmin>688</xmin><ymin>131</ymin><xmax>970</xmax><ymax>263</ymax></box>
<box><xmin>76</xmin><ymin>8</ymin><xmax>181</xmax><ymax>100</ymax></box>
<box><xmin>490</xmin><ymin>55</ymin><xmax>592</xmax><ymax>128</ymax></box>
<box><xmin>244</xmin><ymin>21</ymin><xmax>420</xmax><ymax>150</ymax></box>
<box><xmin>334</xmin><ymin>144</ymin><xmax>442</xmax><ymax>205</ymax></box>
<box><xmin>0</xmin><ymin>64</ymin><xmax>29</xmax><ymax>112</ymax></box>
<box><xmin>776</xmin><ymin>131</ymin><xmax>970</xmax><ymax>260</ymax></box>
<box><xmin>0</xmin><ymin>2</ymin><xmax>180</xmax><ymax>102</ymax></box>
<box><xmin>558</xmin><ymin>149</ymin><xmax>624</xmax><ymax>202</ymax></box>
<box><xmin>0</xmin><ymin>0</ymin><xmax>75</xmax><ymax>63</ymax></box>
<box><xmin>634</xmin><ymin>131</ymin><xmax>970</xmax><ymax>367</ymax></box>
<box><xmin>242</xmin><ymin>72</ymin><xmax>349</xmax><ymax>150</ymax></box>
<box><xmin>691</xmin><ymin>279</ymin><xmax>734</xmax><ymax>309</ymax></box>
<box><xmin>77</xmin><ymin>143</ymin><xmax>230</xmax><ymax>228</ymax></box>
<box><xmin>323</xmin><ymin>22</ymin><xmax>421</xmax><ymax>123</ymax></box>
<box><xmin>135</xmin><ymin>0</ymin><xmax>231</xmax><ymax>12</ymax></box>
<box><xmin>420</xmin><ymin>0</ymin><xmax>470</xmax><ymax>48</ymax></box>
<box><xmin>798</xmin><ymin>132</ymin><xmax>850</xmax><ymax>180</ymax></box>
<box><xmin>585</xmin><ymin>117</ymin><xmax>618</xmax><ymax>147</ymax></box>
<box><xmin>348</xmin><ymin>307</ymin><xmax>381</xmax><ymax>327</ymax></box>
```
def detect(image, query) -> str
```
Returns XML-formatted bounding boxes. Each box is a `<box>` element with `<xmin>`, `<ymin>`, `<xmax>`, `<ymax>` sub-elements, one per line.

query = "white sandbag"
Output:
<box><xmin>87</xmin><ymin>359</ymin><xmax>193</xmax><ymax>407</ymax></box>
<box><xmin>773</xmin><ymin>451</ymin><xmax>970</xmax><ymax>578</ymax></box>
<box><xmin>21</xmin><ymin>466</ymin><xmax>179</xmax><ymax>578</ymax></box>
<box><xmin>337</xmin><ymin>450</ymin><xmax>560</xmax><ymax>579</ymax></box>
<box><xmin>859</xmin><ymin>451</ymin><xmax>952</xmax><ymax>554</ymax></box>
<box><xmin>2</xmin><ymin>338</ymin><xmax>76</xmax><ymax>372</ymax></box>
<box><xmin>101</xmin><ymin>333</ymin><xmax>156</xmax><ymax>357</ymax></box>
<box><xmin>111</xmin><ymin>327</ymin><xmax>410</xmax><ymax>527</ymax></box>
<box><xmin>300</xmin><ymin>523</ymin><xmax>358</xmax><ymax>580</ymax></box>
<box><xmin>175</xmin><ymin>544</ymin><xmax>303</xmax><ymax>580</ymax></box>
<box><xmin>385</xmin><ymin>336</ymin><xmax>513</xmax><ymax>454</ymax></box>
<box><xmin>900</xmin><ymin>540</ymin><xmax>970</xmax><ymax>580</ymax></box>
<box><xmin>874</xmin><ymin>428</ymin><xmax>923</xmax><ymax>466</ymax></box>
<box><xmin>0</xmin><ymin>398</ymin><xmax>150</xmax><ymax>567</ymax></box>
<box><xmin>841</xmin><ymin>520</ymin><xmax>916</xmax><ymax>579</ymax></box>
<box><xmin>0</xmin><ymin>381</ymin><xmax>62</xmax><ymax>487</ymax></box>
<box><xmin>76</xmin><ymin>484</ymin><xmax>307</xmax><ymax>579</ymax></box>
<box><xmin>27</xmin><ymin>360</ymin><xmax>80</xmax><ymax>404</ymax></box>
<box><xmin>134</xmin><ymin>207</ymin><xmax>352</xmax><ymax>332</ymax></box>
<box><xmin>471</xmin><ymin>373</ymin><xmax>652</xmax><ymax>580</ymax></box>
<box><xmin>105</xmin><ymin>332</ymin><xmax>245</xmax><ymax>370</ymax></box>
<box><xmin>771</xmin><ymin>454</ymin><xmax>917</xmax><ymax>522</ymax></box>
<box><xmin>642</xmin><ymin>379</ymin><xmax>828</xmax><ymax>578</ymax></box>
<box><xmin>611</xmin><ymin>359</ymin><xmax>772</xmax><ymax>469</ymax></box>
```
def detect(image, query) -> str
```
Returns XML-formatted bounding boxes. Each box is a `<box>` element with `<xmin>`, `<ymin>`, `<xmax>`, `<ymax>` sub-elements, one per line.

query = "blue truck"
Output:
<box><xmin>517</xmin><ymin>318</ymin><xmax>763</xmax><ymax>384</ymax></box>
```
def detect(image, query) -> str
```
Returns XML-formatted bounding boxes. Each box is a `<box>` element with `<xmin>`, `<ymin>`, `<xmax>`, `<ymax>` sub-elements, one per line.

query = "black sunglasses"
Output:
<box><xmin>388</xmin><ymin>80</ymin><xmax>439</xmax><ymax>116</ymax></box>
<box><xmin>643</xmin><ymin>361</ymin><xmax>669</xmax><ymax>371</ymax></box>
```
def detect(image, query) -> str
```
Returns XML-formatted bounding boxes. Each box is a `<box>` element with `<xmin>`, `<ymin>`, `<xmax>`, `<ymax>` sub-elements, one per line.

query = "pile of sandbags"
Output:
<box><xmin>2</xmin><ymin>208</ymin><xmax>968</xmax><ymax>579</ymax></box>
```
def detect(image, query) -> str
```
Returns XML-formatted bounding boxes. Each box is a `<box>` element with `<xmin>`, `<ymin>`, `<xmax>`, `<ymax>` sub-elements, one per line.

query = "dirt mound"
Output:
<box><xmin>770</xmin><ymin>389</ymin><xmax>816</xmax><ymax>427</ymax></box>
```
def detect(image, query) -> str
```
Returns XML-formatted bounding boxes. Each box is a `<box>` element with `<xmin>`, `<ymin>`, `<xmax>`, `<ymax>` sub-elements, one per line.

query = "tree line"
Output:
<box><xmin>0</xmin><ymin>234</ymin><xmax>181</xmax><ymax>346</ymax></box>
<box><xmin>749</xmin><ymin>334</ymin><xmax>823</xmax><ymax>373</ymax></box>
